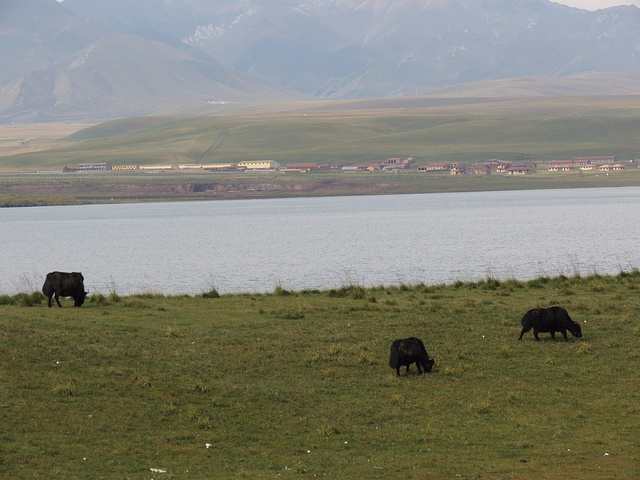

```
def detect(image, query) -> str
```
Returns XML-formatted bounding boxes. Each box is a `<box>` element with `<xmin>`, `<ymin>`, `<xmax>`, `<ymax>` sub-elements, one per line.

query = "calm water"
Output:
<box><xmin>1</xmin><ymin>187</ymin><xmax>639</xmax><ymax>295</ymax></box>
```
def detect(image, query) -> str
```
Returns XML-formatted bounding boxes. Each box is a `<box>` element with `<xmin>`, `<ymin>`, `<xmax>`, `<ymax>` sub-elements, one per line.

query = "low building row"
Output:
<box><xmin>71</xmin><ymin>160</ymin><xmax>282</xmax><ymax>172</ymax></box>
<box><xmin>64</xmin><ymin>155</ymin><xmax>633</xmax><ymax>175</ymax></box>
<box><xmin>341</xmin><ymin>157</ymin><xmax>415</xmax><ymax>172</ymax></box>
<box><xmin>548</xmin><ymin>163</ymin><xmax>626</xmax><ymax>172</ymax></box>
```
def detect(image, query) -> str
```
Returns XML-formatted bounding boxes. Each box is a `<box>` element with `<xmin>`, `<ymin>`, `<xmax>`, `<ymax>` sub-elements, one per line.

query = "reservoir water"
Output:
<box><xmin>1</xmin><ymin>187</ymin><xmax>639</xmax><ymax>295</ymax></box>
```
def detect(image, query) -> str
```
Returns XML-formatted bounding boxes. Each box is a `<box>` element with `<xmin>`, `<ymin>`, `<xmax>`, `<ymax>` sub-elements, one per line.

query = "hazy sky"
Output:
<box><xmin>555</xmin><ymin>0</ymin><xmax>639</xmax><ymax>8</ymax></box>
<box><xmin>53</xmin><ymin>0</ymin><xmax>640</xmax><ymax>7</ymax></box>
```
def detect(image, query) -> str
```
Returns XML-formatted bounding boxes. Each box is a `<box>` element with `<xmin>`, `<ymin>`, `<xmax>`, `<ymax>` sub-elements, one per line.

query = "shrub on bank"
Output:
<box><xmin>0</xmin><ymin>291</ymin><xmax>44</xmax><ymax>306</ymax></box>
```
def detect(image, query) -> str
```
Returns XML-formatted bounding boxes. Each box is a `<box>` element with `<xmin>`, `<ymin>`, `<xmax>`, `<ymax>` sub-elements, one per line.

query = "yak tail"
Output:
<box><xmin>389</xmin><ymin>343</ymin><xmax>399</xmax><ymax>368</ymax></box>
<box><xmin>521</xmin><ymin>309</ymin><xmax>538</xmax><ymax>326</ymax></box>
<box><xmin>42</xmin><ymin>276</ymin><xmax>54</xmax><ymax>297</ymax></box>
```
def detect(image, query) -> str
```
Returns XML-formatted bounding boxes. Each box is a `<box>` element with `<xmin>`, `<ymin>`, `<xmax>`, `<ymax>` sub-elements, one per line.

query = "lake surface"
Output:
<box><xmin>1</xmin><ymin>187</ymin><xmax>639</xmax><ymax>295</ymax></box>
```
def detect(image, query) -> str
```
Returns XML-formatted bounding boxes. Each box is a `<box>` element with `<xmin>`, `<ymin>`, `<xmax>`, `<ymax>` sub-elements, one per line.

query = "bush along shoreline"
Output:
<box><xmin>2</xmin><ymin>270</ymin><xmax>638</xmax><ymax>305</ymax></box>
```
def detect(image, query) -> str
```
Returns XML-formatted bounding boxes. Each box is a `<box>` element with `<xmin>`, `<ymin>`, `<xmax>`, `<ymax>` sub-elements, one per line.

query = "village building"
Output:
<box><xmin>599</xmin><ymin>164</ymin><xmax>625</xmax><ymax>171</ymax></box>
<box><xmin>382</xmin><ymin>163</ymin><xmax>410</xmax><ymax>171</ymax></box>
<box><xmin>237</xmin><ymin>160</ymin><xmax>280</xmax><ymax>170</ymax></box>
<box><xmin>479</xmin><ymin>160</ymin><xmax>509</xmax><ymax>172</ymax></box>
<box><xmin>496</xmin><ymin>163</ymin><xmax>511</xmax><ymax>174</ymax></box>
<box><xmin>111</xmin><ymin>165</ymin><xmax>138</xmax><ymax>171</ymax></box>
<box><xmin>382</xmin><ymin>158</ymin><xmax>413</xmax><ymax>170</ymax></box>
<box><xmin>471</xmin><ymin>165</ymin><xmax>491</xmax><ymax>175</ymax></box>
<box><xmin>547</xmin><ymin>156</ymin><xmax>617</xmax><ymax>169</ymax></box>
<box><xmin>202</xmin><ymin>164</ymin><xmax>239</xmax><ymax>171</ymax></box>
<box><xmin>280</xmin><ymin>163</ymin><xmax>329</xmax><ymax>173</ymax></box>
<box><xmin>504</xmin><ymin>164</ymin><xmax>534</xmax><ymax>175</ymax></box>
<box><xmin>139</xmin><ymin>164</ymin><xmax>175</xmax><ymax>171</ymax></box>
<box><xmin>178</xmin><ymin>163</ymin><xmax>239</xmax><ymax>170</ymax></box>
<box><xmin>342</xmin><ymin>163</ymin><xmax>384</xmax><ymax>172</ymax></box>
<box><xmin>425</xmin><ymin>162</ymin><xmax>455</xmax><ymax>171</ymax></box>
<box><xmin>549</xmin><ymin>164</ymin><xmax>575</xmax><ymax>172</ymax></box>
<box><xmin>178</xmin><ymin>164</ymin><xmax>205</xmax><ymax>169</ymax></box>
<box><xmin>383</xmin><ymin>157</ymin><xmax>414</xmax><ymax>166</ymax></box>
<box><xmin>496</xmin><ymin>162</ymin><xmax>536</xmax><ymax>175</ymax></box>
<box><xmin>416</xmin><ymin>162</ymin><xmax>456</xmax><ymax>172</ymax></box>
<box><xmin>77</xmin><ymin>162</ymin><xmax>112</xmax><ymax>171</ymax></box>
<box><xmin>506</xmin><ymin>165</ymin><xmax>534</xmax><ymax>175</ymax></box>
<box><xmin>572</xmin><ymin>156</ymin><xmax>616</xmax><ymax>164</ymax></box>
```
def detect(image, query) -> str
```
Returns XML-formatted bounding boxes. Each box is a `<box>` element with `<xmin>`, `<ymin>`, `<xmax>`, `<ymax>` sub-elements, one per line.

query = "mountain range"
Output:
<box><xmin>2</xmin><ymin>0</ymin><xmax>640</xmax><ymax>122</ymax></box>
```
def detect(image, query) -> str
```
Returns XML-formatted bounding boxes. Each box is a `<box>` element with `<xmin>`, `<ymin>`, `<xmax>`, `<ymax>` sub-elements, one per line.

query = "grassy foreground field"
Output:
<box><xmin>1</xmin><ymin>273</ymin><xmax>639</xmax><ymax>479</ymax></box>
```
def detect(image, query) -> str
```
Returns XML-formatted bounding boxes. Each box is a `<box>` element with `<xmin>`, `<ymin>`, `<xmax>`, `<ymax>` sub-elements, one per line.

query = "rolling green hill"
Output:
<box><xmin>2</xmin><ymin>94</ymin><xmax>640</xmax><ymax>172</ymax></box>
<box><xmin>421</xmin><ymin>72</ymin><xmax>640</xmax><ymax>98</ymax></box>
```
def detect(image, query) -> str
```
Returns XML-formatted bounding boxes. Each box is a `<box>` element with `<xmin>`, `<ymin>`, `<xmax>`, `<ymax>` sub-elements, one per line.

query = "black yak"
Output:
<box><xmin>518</xmin><ymin>306</ymin><xmax>582</xmax><ymax>341</ymax></box>
<box><xmin>42</xmin><ymin>271</ymin><xmax>87</xmax><ymax>307</ymax></box>
<box><xmin>389</xmin><ymin>337</ymin><xmax>434</xmax><ymax>376</ymax></box>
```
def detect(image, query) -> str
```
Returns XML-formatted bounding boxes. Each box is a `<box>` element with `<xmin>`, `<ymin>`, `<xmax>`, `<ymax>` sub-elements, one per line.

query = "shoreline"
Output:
<box><xmin>1</xmin><ymin>169</ymin><xmax>640</xmax><ymax>207</ymax></box>
<box><xmin>3</xmin><ymin>269</ymin><xmax>639</xmax><ymax>300</ymax></box>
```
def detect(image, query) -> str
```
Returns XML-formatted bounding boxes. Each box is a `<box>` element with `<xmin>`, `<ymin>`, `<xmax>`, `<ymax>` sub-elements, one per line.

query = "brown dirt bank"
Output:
<box><xmin>2</xmin><ymin>170</ymin><xmax>640</xmax><ymax>206</ymax></box>
<box><xmin>72</xmin><ymin>179</ymin><xmax>408</xmax><ymax>202</ymax></box>
<box><xmin>2</xmin><ymin>177</ymin><xmax>420</xmax><ymax>205</ymax></box>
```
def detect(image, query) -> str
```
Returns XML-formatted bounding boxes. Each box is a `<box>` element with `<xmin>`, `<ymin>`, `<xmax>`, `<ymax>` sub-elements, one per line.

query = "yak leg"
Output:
<box><xmin>550</xmin><ymin>331</ymin><xmax>556</xmax><ymax>339</ymax></box>
<box><xmin>54</xmin><ymin>293</ymin><xmax>63</xmax><ymax>307</ymax></box>
<box><xmin>518</xmin><ymin>327</ymin><xmax>530</xmax><ymax>340</ymax></box>
<box><xmin>396</xmin><ymin>367</ymin><xmax>401</xmax><ymax>377</ymax></box>
<box><xmin>560</xmin><ymin>329</ymin><xmax>568</xmax><ymax>341</ymax></box>
<box><xmin>416</xmin><ymin>362</ymin><xmax>423</xmax><ymax>374</ymax></box>
<box><xmin>533</xmin><ymin>329</ymin><xmax>541</xmax><ymax>341</ymax></box>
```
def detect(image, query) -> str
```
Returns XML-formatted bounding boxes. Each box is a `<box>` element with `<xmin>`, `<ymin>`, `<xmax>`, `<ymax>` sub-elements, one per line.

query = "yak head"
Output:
<box><xmin>568</xmin><ymin>321</ymin><xmax>582</xmax><ymax>338</ymax></box>
<box><xmin>74</xmin><ymin>291</ymin><xmax>88</xmax><ymax>307</ymax></box>
<box><xmin>422</xmin><ymin>357</ymin><xmax>435</xmax><ymax>373</ymax></box>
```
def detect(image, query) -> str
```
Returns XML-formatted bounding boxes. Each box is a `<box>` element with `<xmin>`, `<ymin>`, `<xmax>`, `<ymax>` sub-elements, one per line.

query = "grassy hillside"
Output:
<box><xmin>2</xmin><ymin>95</ymin><xmax>640</xmax><ymax>172</ymax></box>
<box><xmin>1</xmin><ymin>272</ymin><xmax>639</xmax><ymax>478</ymax></box>
<box><xmin>421</xmin><ymin>72</ymin><xmax>640</xmax><ymax>98</ymax></box>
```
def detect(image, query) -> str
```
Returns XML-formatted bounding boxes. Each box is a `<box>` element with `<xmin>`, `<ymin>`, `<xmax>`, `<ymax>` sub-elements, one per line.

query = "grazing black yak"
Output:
<box><xmin>519</xmin><ymin>306</ymin><xmax>582</xmax><ymax>341</ymax></box>
<box><xmin>42</xmin><ymin>271</ymin><xmax>87</xmax><ymax>307</ymax></box>
<box><xmin>389</xmin><ymin>337</ymin><xmax>435</xmax><ymax>376</ymax></box>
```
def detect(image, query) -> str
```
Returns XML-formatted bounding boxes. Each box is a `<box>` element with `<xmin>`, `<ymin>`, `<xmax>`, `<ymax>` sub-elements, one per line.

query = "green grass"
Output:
<box><xmin>3</xmin><ymin>95</ymin><xmax>640</xmax><ymax>171</ymax></box>
<box><xmin>1</xmin><ymin>272</ymin><xmax>639</xmax><ymax>478</ymax></box>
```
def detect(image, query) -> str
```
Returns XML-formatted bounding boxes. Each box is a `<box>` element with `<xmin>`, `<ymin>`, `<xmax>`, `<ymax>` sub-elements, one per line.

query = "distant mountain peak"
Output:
<box><xmin>3</xmin><ymin>0</ymin><xmax>640</xmax><ymax>122</ymax></box>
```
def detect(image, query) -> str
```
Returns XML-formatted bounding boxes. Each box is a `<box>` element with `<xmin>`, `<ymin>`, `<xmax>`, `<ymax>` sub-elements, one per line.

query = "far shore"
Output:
<box><xmin>1</xmin><ymin>168</ymin><xmax>640</xmax><ymax>207</ymax></box>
